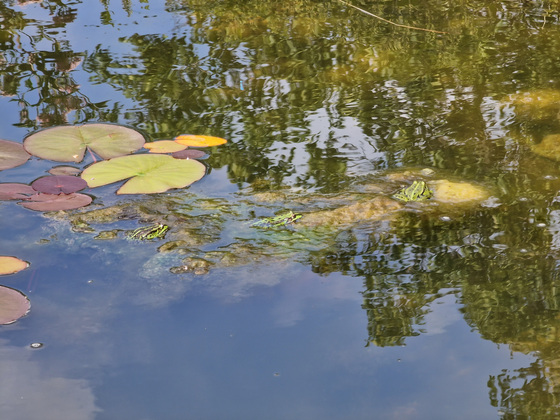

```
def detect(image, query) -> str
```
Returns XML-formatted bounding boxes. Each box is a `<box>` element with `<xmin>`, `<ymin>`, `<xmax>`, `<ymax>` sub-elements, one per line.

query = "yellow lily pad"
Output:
<box><xmin>145</xmin><ymin>140</ymin><xmax>188</xmax><ymax>154</ymax></box>
<box><xmin>174</xmin><ymin>134</ymin><xmax>228</xmax><ymax>148</ymax></box>
<box><xmin>0</xmin><ymin>256</ymin><xmax>29</xmax><ymax>275</ymax></box>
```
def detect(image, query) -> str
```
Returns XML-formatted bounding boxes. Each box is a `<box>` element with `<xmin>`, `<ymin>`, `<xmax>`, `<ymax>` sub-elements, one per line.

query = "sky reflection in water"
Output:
<box><xmin>1</xmin><ymin>0</ymin><xmax>558</xmax><ymax>419</ymax></box>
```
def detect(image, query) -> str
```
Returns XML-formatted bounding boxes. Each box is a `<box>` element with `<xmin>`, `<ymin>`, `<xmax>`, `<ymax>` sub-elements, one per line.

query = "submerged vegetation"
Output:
<box><xmin>4</xmin><ymin>0</ymin><xmax>560</xmax><ymax>416</ymax></box>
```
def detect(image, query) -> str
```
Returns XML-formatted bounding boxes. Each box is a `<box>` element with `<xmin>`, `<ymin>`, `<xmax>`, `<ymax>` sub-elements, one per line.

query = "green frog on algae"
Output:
<box><xmin>57</xmin><ymin>169</ymin><xmax>491</xmax><ymax>276</ymax></box>
<box><xmin>127</xmin><ymin>223</ymin><xmax>169</xmax><ymax>240</ymax></box>
<box><xmin>251</xmin><ymin>210</ymin><xmax>302</xmax><ymax>228</ymax></box>
<box><xmin>392</xmin><ymin>180</ymin><xmax>433</xmax><ymax>202</ymax></box>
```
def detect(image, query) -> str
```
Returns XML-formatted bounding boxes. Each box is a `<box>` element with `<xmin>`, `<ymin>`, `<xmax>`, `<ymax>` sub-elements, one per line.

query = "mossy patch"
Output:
<box><xmin>298</xmin><ymin>196</ymin><xmax>403</xmax><ymax>228</ymax></box>
<box><xmin>429</xmin><ymin>180</ymin><xmax>489</xmax><ymax>204</ymax></box>
<box><xmin>532</xmin><ymin>134</ymin><xmax>560</xmax><ymax>161</ymax></box>
<box><xmin>508</xmin><ymin>89</ymin><xmax>560</xmax><ymax>122</ymax></box>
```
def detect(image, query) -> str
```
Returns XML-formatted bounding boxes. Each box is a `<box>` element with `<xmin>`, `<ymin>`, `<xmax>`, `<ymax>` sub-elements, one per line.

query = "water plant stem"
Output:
<box><xmin>336</xmin><ymin>0</ymin><xmax>448</xmax><ymax>34</ymax></box>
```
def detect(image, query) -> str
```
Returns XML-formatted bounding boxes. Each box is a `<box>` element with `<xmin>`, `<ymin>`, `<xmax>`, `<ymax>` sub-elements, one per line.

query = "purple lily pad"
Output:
<box><xmin>0</xmin><ymin>183</ymin><xmax>37</xmax><ymax>200</ymax></box>
<box><xmin>0</xmin><ymin>285</ymin><xmax>30</xmax><ymax>325</ymax></box>
<box><xmin>31</xmin><ymin>175</ymin><xmax>88</xmax><ymax>194</ymax></box>
<box><xmin>171</xmin><ymin>149</ymin><xmax>207</xmax><ymax>160</ymax></box>
<box><xmin>0</xmin><ymin>140</ymin><xmax>31</xmax><ymax>171</ymax></box>
<box><xmin>19</xmin><ymin>192</ymin><xmax>92</xmax><ymax>211</ymax></box>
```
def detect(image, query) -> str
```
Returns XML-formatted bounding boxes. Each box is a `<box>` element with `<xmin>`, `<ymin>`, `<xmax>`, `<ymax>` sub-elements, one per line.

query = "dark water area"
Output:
<box><xmin>2</xmin><ymin>0</ymin><xmax>560</xmax><ymax>419</ymax></box>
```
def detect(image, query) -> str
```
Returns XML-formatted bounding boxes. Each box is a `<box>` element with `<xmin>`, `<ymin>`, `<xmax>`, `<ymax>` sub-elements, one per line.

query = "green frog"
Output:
<box><xmin>393</xmin><ymin>180</ymin><xmax>433</xmax><ymax>202</ymax></box>
<box><xmin>251</xmin><ymin>210</ymin><xmax>303</xmax><ymax>228</ymax></box>
<box><xmin>127</xmin><ymin>223</ymin><xmax>169</xmax><ymax>240</ymax></box>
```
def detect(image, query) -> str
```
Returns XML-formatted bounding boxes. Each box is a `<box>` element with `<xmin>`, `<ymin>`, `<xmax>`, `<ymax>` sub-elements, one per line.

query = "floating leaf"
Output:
<box><xmin>81</xmin><ymin>154</ymin><xmax>206</xmax><ymax>194</ymax></box>
<box><xmin>0</xmin><ymin>285</ymin><xmax>30</xmax><ymax>325</ymax></box>
<box><xmin>0</xmin><ymin>256</ymin><xmax>29</xmax><ymax>275</ymax></box>
<box><xmin>49</xmin><ymin>165</ymin><xmax>81</xmax><ymax>176</ymax></box>
<box><xmin>31</xmin><ymin>175</ymin><xmax>88</xmax><ymax>194</ymax></box>
<box><xmin>171</xmin><ymin>149</ymin><xmax>207</xmax><ymax>159</ymax></box>
<box><xmin>0</xmin><ymin>183</ymin><xmax>37</xmax><ymax>200</ymax></box>
<box><xmin>23</xmin><ymin>123</ymin><xmax>146</xmax><ymax>163</ymax></box>
<box><xmin>174</xmin><ymin>134</ymin><xmax>227</xmax><ymax>148</ymax></box>
<box><xmin>0</xmin><ymin>139</ymin><xmax>31</xmax><ymax>170</ymax></box>
<box><xmin>145</xmin><ymin>140</ymin><xmax>187</xmax><ymax>154</ymax></box>
<box><xmin>19</xmin><ymin>192</ymin><xmax>92</xmax><ymax>211</ymax></box>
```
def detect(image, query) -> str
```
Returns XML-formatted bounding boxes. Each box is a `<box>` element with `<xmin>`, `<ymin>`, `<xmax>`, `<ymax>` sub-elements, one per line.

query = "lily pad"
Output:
<box><xmin>48</xmin><ymin>165</ymin><xmax>81</xmax><ymax>176</ymax></box>
<box><xmin>0</xmin><ymin>256</ymin><xmax>29</xmax><ymax>275</ymax></box>
<box><xmin>172</xmin><ymin>149</ymin><xmax>207</xmax><ymax>160</ymax></box>
<box><xmin>19</xmin><ymin>192</ymin><xmax>92</xmax><ymax>211</ymax></box>
<box><xmin>0</xmin><ymin>183</ymin><xmax>37</xmax><ymax>200</ymax></box>
<box><xmin>31</xmin><ymin>175</ymin><xmax>88</xmax><ymax>194</ymax></box>
<box><xmin>145</xmin><ymin>140</ymin><xmax>187</xmax><ymax>154</ymax></box>
<box><xmin>0</xmin><ymin>139</ymin><xmax>31</xmax><ymax>171</ymax></box>
<box><xmin>80</xmin><ymin>154</ymin><xmax>206</xmax><ymax>194</ymax></box>
<box><xmin>174</xmin><ymin>134</ymin><xmax>228</xmax><ymax>148</ymax></box>
<box><xmin>0</xmin><ymin>285</ymin><xmax>30</xmax><ymax>325</ymax></box>
<box><xmin>23</xmin><ymin>123</ymin><xmax>146</xmax><ymax>163</ymax></box>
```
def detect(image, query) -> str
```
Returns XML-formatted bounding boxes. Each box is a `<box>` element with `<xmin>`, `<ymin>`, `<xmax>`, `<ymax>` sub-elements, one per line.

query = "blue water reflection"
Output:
<box><xmin>1</xmin><ymin>251</ymin><xmax>534</xmax><ymax>419</ymax></box>
<box><xmin>1</xmin><ymin>0</ymin><xmax>557</xmax><ymax>418</ymax></box>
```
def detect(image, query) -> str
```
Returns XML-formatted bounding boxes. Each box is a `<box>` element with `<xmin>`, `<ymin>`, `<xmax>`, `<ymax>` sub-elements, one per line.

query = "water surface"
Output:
<box><xmin>1</xmin><ymin>1</ymin><xmax>559</xmax><ymax>418</ymax></box>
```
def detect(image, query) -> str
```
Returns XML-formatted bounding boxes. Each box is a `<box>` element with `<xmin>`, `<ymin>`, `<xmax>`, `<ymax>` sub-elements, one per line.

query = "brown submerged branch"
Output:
<box><xmin>336</xmin><ymin>0</ymin><xmax>448</xmax><ymax>35</ymax></box>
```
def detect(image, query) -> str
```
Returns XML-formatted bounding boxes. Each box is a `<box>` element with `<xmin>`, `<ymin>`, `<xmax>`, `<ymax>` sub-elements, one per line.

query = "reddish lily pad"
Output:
<box><xmin>0</xmin><ymin>183</ymin><xmax>37</xmax><ymax>200</ymax></box>
<box><xmin>0</xmin><ymin>256</ymin><xmax>29</xmax><ymax>275</ymax></box>
<box><xmin>0</xmin><ymin>285</ymin><xmax>30</xmax><ymax>325</ymax></box>
<box><xmin>172</xmin><ymin>149</ymin><xmax>207</xmax><ymax>159</ymax></box>
<box><xmin>81</xmin><ymin>154</ymin><xmax>206</xmax><ymax>194</ymax></box>
<box><xmin>0</xmin><ymin>139</ymin><xmax>31</xmax><ymax>171</ymax></box>
<box><xmin>49</xmin><ymin>166</ymin><xmax>81</xmax><ymax>176</ymax></box>
<box><xmin>19</xmin><ymin>192</ymin><xmax>92</xmax><ymax>211</ymax></box>
<box><xmin>23</xmin><ymin>123</ymin><xmax>146</xmax><ymax>163</ymax></box>
<box><xmin>31</xmin><ymin>175</ymin><xmax>88</xmax><ymax>194</ymax></box>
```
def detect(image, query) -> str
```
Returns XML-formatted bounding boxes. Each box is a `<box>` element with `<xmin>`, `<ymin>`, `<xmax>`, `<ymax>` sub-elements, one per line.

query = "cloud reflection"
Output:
<box><xmin>0</xmin><ymin>339</ymin><xmax>100</xmax><ymax>420</ymax></box>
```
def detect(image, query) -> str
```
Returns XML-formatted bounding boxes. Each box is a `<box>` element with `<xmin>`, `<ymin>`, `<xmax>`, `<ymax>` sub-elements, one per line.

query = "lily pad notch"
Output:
<box><xmin>23</xmin><ymin>123</ymin><xmax>146</xmax><ymax>163</ymax></box>
<box><xmin>81</xmin><ymin>154</ymin><xmax>207</xmax><ymax>194</ymax></box>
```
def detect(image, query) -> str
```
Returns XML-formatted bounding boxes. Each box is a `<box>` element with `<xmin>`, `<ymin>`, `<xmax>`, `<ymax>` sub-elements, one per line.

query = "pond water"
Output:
<box><xmin>2</xmin><ymin>0</ymin><xmax>560</xmax><ymax>418</ymax></box>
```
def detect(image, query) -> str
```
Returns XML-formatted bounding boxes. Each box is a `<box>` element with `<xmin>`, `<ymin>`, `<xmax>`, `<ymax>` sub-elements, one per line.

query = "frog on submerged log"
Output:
<box><xmin>392</xmin><ymin>180</ymin><xmax>433</xmax><ymax>202</ymax></box>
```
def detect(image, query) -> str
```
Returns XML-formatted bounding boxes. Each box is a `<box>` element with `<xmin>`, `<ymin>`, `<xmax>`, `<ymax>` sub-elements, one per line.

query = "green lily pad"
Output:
<box><xmin>23</xmin><ymin>123</ymin><xmax>146</xmax><ymax>163</ymax></box>
<box><xmin>81</xmin><ymin>154</ymin><xmax>206</xmax><ymax>194</ymax></box>
<box><xmin>0</xmin><ymin>285</ymin><xmax>30</xmax><ymax>325</ymax></box>
<box><xmin>0</xmin><ymin>140</ymin><xmax>31</xmax><ymax>170</ymax></box>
